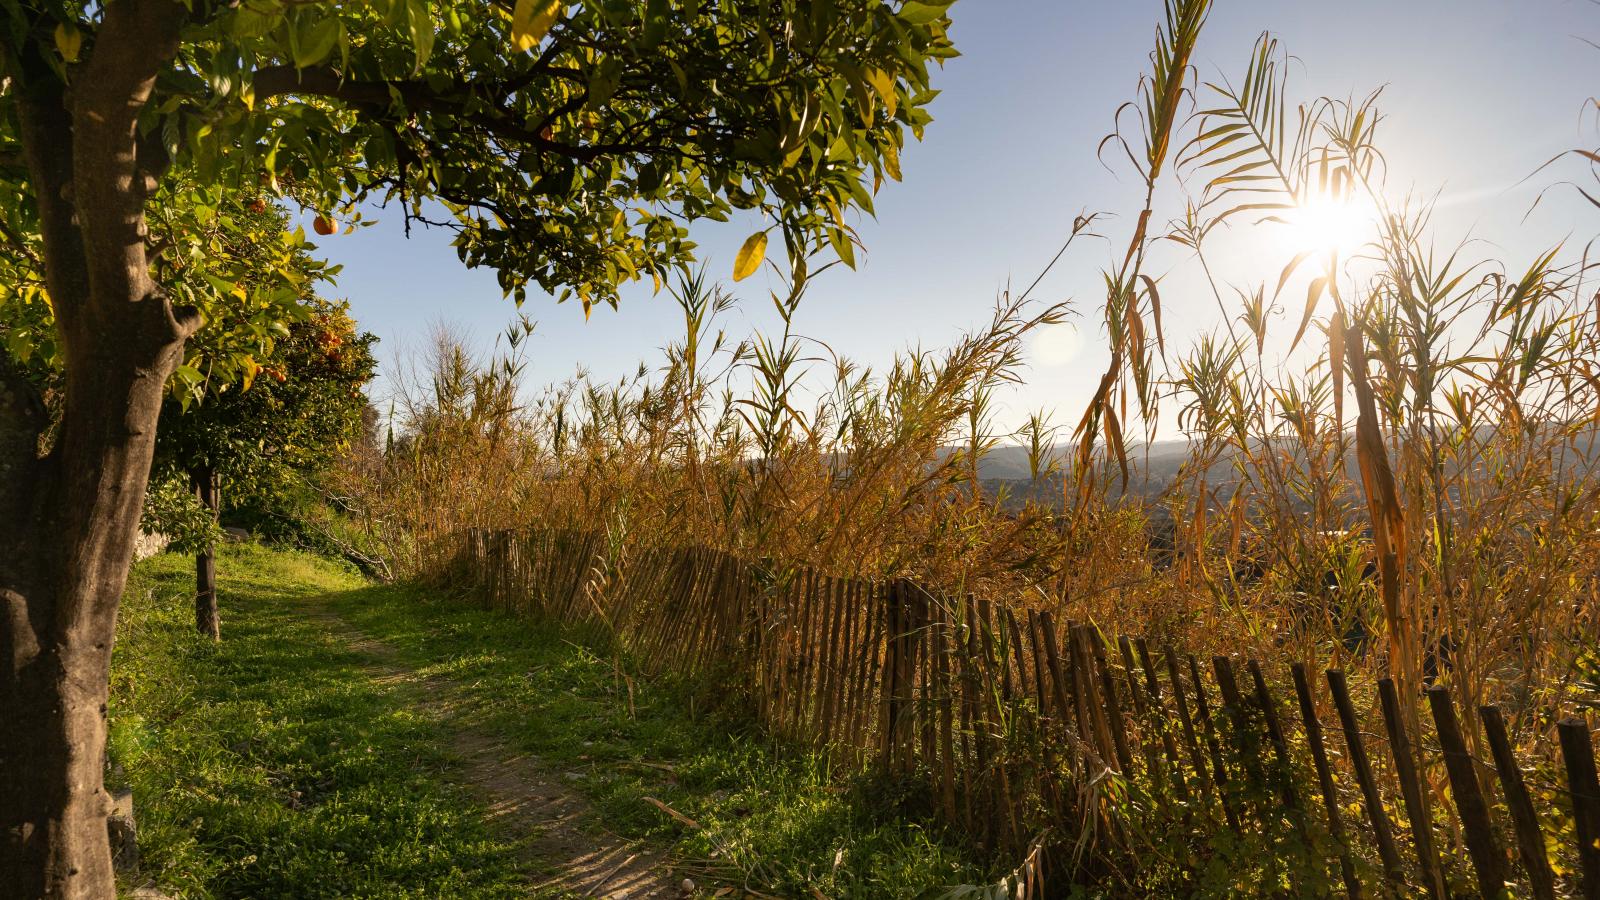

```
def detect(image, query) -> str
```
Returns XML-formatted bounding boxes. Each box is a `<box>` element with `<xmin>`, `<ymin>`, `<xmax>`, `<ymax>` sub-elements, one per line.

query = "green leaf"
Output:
<box><xmin>231</xmin><ymin>4</ymin><xmax>279</xmax><ymax>39</ymax></box>
<box><xmin>511</xmin><ymin>0</ymin><xmax>563</xmax><ymax>52</ymax></box>
<box><xmin>407</xmin><ymin>0</ymin><xmax>435</xmax><ymax>72</ymax></box>
<box><xmin>896</xmin><ymin>1</ymin><xmax>951</xmax><ymax>25</ymax></box>
<box><xmin>201</xmin><ymin>272</ymin><xmax>240</xmax><ymax>297</ymax></box>
<box><xmin>295</xmin><ymin>18</ymin><xmax>342</xmax><ymax>70</ymax></box>
<box><xmin>588</xmin><ymin>56</ymin><xmax>623</xmax><ymax>109</ymax></box>
<box><xmin>828</xmin><ymin>225</ymin><xmax>856</xmax><ymax>268</ymax></box>
<box><xmin>643</xmin><ymin>0</ymin><xmax>668</xmax><ymax>47</ymax></box>
<box><xmin>733</xmin><ymin>230</ymin><xmax>767</xmax><ymax>281</ymax></box>
<box><xmin>881</xmin><ymin>139</ymin><xmax>902</xmax><ymax>182</ymax></box>
<box><xmin>1290</xmin><ymin>276</ymin><xmax>1327</xmax><ymax>353</ymax></box>
<box><xmin>53</xmin><ymin>22</ymin><xmax>82</xmax><ymax>63</ymax></box>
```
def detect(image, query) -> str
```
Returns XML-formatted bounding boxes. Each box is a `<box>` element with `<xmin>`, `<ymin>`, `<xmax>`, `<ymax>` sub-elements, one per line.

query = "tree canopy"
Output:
<box><xmin>147</xmin><ymin>296</ymin><xmax>377</xmax><ymax>546</ymax></box>
<box><xmin>5</xmin><ymin>0</ymin><xmax>955</xmax><ymax>324</ymax></box>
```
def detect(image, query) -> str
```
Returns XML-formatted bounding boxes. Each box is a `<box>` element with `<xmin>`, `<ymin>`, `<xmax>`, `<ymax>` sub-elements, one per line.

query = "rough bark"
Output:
<box><xmin>0</xmin><ymin>2</ymin><xmax>195</xmax><ymax>896</ymax></box>
<box><xmin>192</xmin><ymin>468</ymin><xmax>220</xmax><ymax>640</ymax></box>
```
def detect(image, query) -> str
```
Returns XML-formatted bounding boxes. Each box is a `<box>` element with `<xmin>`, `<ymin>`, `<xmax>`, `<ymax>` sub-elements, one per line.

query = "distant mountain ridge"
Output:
<box><xmin>953</xmin><ymin>431</ymin><xmax>1599</xmax><ymax>510</ymax></box>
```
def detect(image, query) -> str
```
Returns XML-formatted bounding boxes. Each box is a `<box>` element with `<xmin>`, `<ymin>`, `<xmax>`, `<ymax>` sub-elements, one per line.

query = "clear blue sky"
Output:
<box><xmin>311</xmin><ymin>0</ymin><xmax>1596</xmax><ymax>437</ymax></box>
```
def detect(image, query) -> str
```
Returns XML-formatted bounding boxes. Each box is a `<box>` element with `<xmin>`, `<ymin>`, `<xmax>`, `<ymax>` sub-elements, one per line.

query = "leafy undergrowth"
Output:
<box><xmin>112</xmin><ymin>545</ymin><xmax>526</xmax><ymax>899</ymax></box>
<box><xmin>113</xmin><ymin>544</ymin><xmax>990</xmax><ymax>898</ymax></box>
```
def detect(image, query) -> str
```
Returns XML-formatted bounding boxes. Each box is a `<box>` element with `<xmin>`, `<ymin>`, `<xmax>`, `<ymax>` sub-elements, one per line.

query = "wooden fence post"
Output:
<box><xmin>1425</xmin><ymin>685</ymin><xmax>1505</xmax><ymax>897</ymax></box>
<box><xmin>959</xmin><ymin>594</ymin><xmax>985</xmax><ymax>840</ymax></box>
<box><xmin>1189</xmin><ymin>654</ymin><xmax>1241</xmax><ymax>833</ymax></box>
<box><xmin>1090</xmin><ymin>628</ymin><xmax>1134</xmax><ymax>774</ymax></box>
<box><xmin>1135</xmin><ymin>638</ymin><xmax>1188</xmax><ymax>802</ymax></box>
<box><xmin>817</xmin><ymin>575</ymin><xmax>843</xmax><ymax>747</ymax></box>
<box><xmin>851</xmin><ymin>573</ymin><xmax>876</xmax><ymax>749</ymax></box>
<box><xmin>935</xmin><ymin>596</ymin><xmax>957</xmax><ymax>821</ymax></box>
<box><xmin>1479</xmin><ymin>705</ymin><xmax>1556</xmax><ymax>900</ymax></box>
<box><xmin>1558</xmin><ymin>716</ymin><xmax>1600</xmax><ymax>900</ymax></box>
<box><xmin>998</xmin><ymin>603</ymin><xmax>1020</xmax><ymax>703</ymax></box>
<box><xmin>1117</xmin><ymin>636</ymin><xmax>1146</xmax><ymax>718</ymax></box>
<box><xmin>1212</xmin><ymin>656</ymin><xmax>1268</xmax><ymax>817</ymax></box>
<box><xmin>1326</xmin><ymin>669</ymin><xmax>1407</xmax><ymax>887</ymax></box>
<box><xmin>1071</xmin><ymin>623</ymin><xmax>1120</xmax><ymax>772</ymax></box>
<box><xmin>880</xmin><ymin>579</ymin><xmax>901</xmax><ymax>772</ymax></box>
<box><xmin>1247</xmin><ymin>660</ymin><xmax>1307</xmax><ymax>842</ymax></box>
<box><xmin>1025</xmin><ymin>610</ymin><xmax>1049</xmax><ymax>724</ymax></box>
<box><xmin>1120</xmin><ymin>636</ymin><xmax>1165</xmax><ymax>786</ymax></box>
<box><xmin>1036</xmin><ymin>611</ymin><xmax>1075</xmax><ymax>740</ymax></box>
<box><xmin>1377</xmin><ymin>677</ymin><xmax>1445</xmax><ymax>900</ymax></box>
<box><xmin>854</xmin><ymin>580</ymin><xmax>886</xmax><ymax>764</ymax></box>
<box><xmin>1164</xmin><ymin>646</ymin><xmax>1214</xmax><ymax>796</ymax></box>
<box><xmin>1289</xmin><ymin>663</ymin><xmax>1360</xmax><ymax>900</ymax></box>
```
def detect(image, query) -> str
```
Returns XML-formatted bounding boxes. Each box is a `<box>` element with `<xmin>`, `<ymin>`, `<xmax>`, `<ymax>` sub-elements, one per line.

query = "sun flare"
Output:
<box><xmin>1282</xmin><ymin>189</ymin><xmax>1377</xmax><ymax>257</ymax></box>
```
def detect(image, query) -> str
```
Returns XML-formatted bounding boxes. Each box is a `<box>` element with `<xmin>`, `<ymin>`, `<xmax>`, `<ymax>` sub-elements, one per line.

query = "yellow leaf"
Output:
<box><xmin>865</xmin><ymin>67</ymin><xmax>897</xmax><ymax>118</ymax></box>
<box><xmin>511</xmin><ymin>0</ymin><xmax>563</xmax><ymax>52</ymax></box>
<box><xmin>733</xmin><ymin>230</ymin><xmax>767</xmax><ymax>281</ymax></box>
<box><xmin>881</xmin><ymin>140</ymin><xmax>902</xmax><ymax>182</ymax></box>
<box><xmin>54</xmin><ymin>23</ymin><xmax>82</xmax><ymax>63</ymax></box>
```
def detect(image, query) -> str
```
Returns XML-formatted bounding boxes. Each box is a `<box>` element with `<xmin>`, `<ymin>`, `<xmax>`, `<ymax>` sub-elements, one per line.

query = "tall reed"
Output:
<box><xmin>342</xmin><ymin>1</ymin><xmax>1600</xmax><ymax>785</ymax></box>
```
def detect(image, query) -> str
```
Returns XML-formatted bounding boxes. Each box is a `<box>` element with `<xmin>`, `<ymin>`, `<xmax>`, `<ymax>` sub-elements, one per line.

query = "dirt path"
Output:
<box><xmin>302</xmin><ymin>604</ymin><xmax>678</xmax><ymax>899</ymax></box>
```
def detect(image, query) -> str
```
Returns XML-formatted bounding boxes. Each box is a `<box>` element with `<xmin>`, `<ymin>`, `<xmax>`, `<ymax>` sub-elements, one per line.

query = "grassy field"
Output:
<box><xmin>112</xmin><ymin>544</ymin><xmax>988</xmax><ymax>898</ymax></box>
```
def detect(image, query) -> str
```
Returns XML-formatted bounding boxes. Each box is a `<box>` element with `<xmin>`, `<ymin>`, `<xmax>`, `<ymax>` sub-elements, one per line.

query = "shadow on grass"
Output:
<box><xmin>112</xmin><ymin>549</ymin><xmax>528</xmax><ymax>900</ymax></box>
<box><xmin>114</xmin><ymin>545</ymin><xmax>987</xmax><ymax>898</ymax></box>
<box><xmin>318</xmin><ymin>580</ymin><xmax>990</xmax><ymax>896</ymax></box>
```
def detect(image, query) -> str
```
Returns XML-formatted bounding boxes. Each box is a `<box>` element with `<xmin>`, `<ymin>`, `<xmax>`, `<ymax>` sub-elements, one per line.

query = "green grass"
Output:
<box><xmin>323</xmin><ymin>584</ymin><xmax>991</xmax><ymax>897</ymax></box>
<box><xmin>112</xmin><ymin>546</ymin><xmax>526</xmax><ymax>899</ymax></box>
<box><xmin>112</xmin><ymin>544</ymin><xmax>991</xmax><ymax>898</ymax></box>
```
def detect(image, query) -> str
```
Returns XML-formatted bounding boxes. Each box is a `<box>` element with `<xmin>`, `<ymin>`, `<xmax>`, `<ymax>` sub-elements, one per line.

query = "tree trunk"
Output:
<box><xmin>0</xmin><ymin>3</ymin><xmax>194</xmax><ymax>896</ymax></box>
<box><xmin>192</xmin><ymin>468</ymin><xmax>221</xmax><ymax>640</ymax></box>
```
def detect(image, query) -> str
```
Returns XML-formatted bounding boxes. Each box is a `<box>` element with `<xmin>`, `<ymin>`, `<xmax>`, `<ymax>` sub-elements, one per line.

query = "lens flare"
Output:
<box><xmin>1283</xmin><ymin>189</ymin><xmax>1376</xmax><ymax>257</ymax></box>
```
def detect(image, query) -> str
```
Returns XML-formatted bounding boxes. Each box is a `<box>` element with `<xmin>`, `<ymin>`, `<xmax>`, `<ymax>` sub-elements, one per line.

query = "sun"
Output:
<box><xmin>1282</xmin><ymin>189</ymin><xmax>1376</xmax><ymax>258</ymax></box>
<box><xmin>1031</xmin><ymin>322</ymin><xmax>1082</xmax><ymax>368</ymax></box>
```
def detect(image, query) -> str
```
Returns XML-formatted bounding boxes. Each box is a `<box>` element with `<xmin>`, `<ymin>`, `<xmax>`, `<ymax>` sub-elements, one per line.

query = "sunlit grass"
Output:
<box><xmin>113</xmin><ymin>545</ymin><xmax>989</xmax><ymax>898</ymax></box>
<box><xmin>111</xmin><ymin>547</ymin><xmax>527</xmax><ymax>899</ymax></box>
<box><xmin>321</xmin><ymin>572</ymin><xmax>991</xmax><ymax>896</ymax></box>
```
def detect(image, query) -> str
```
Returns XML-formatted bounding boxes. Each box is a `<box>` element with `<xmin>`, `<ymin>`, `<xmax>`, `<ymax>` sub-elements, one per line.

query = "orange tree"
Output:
<box><xmin>4</xmin><ymin>184</ymin><xmax>376</xmax><ymax>638</ymax></box>
<box><xmin>0</xmin><ymin>0</ymin><xmax>957</xmax><ymax>894</ymax></box>
<box><xmin>150</xmin><ymin>295</ymin><xmax>377</xmax><ymax>640</ymax></box>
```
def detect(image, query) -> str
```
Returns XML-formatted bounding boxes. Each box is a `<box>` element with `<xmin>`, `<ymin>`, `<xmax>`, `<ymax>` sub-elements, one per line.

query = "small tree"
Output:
<box><xmin>150</xmin><ymin>297</ymin><xmax>377</xmax><ymax>639</ymax></box>
<box><xmin>0</xmin><ymin>1</ymin><xmax>955</xmax><ymax>892</ymax></box>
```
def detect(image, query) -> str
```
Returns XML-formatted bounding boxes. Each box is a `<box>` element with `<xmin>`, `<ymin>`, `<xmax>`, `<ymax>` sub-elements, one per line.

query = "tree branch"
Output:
<box><xmin>0</xmin><ymin>217</ymin><xmax>39</xmax><ymax>268</ymax></box>
<box><xmin>250</xmin><ymin>65</ymin><xmax>649</xmax><ymax>163</ymax></box>
<box><xmin>70</xmin><ymin>0</ymin><xmax>199</xmax><ymax>344</ymax></box>
<box><xmin>13</xmin><ymin>31</ymin><xmax>87</xmax><ymax>327</ymax></box>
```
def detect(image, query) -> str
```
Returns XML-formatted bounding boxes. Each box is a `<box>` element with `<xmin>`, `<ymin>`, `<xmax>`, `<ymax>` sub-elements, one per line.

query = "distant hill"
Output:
<box><xmin>941</xmin><ymin>438</ymin><xmax>1194</xmax><ymax>485</ymax></box>
<box><xmin>960</xmin><ymin>430</ymin><xmax>1599</xmax><ymax>511</ymax></box>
